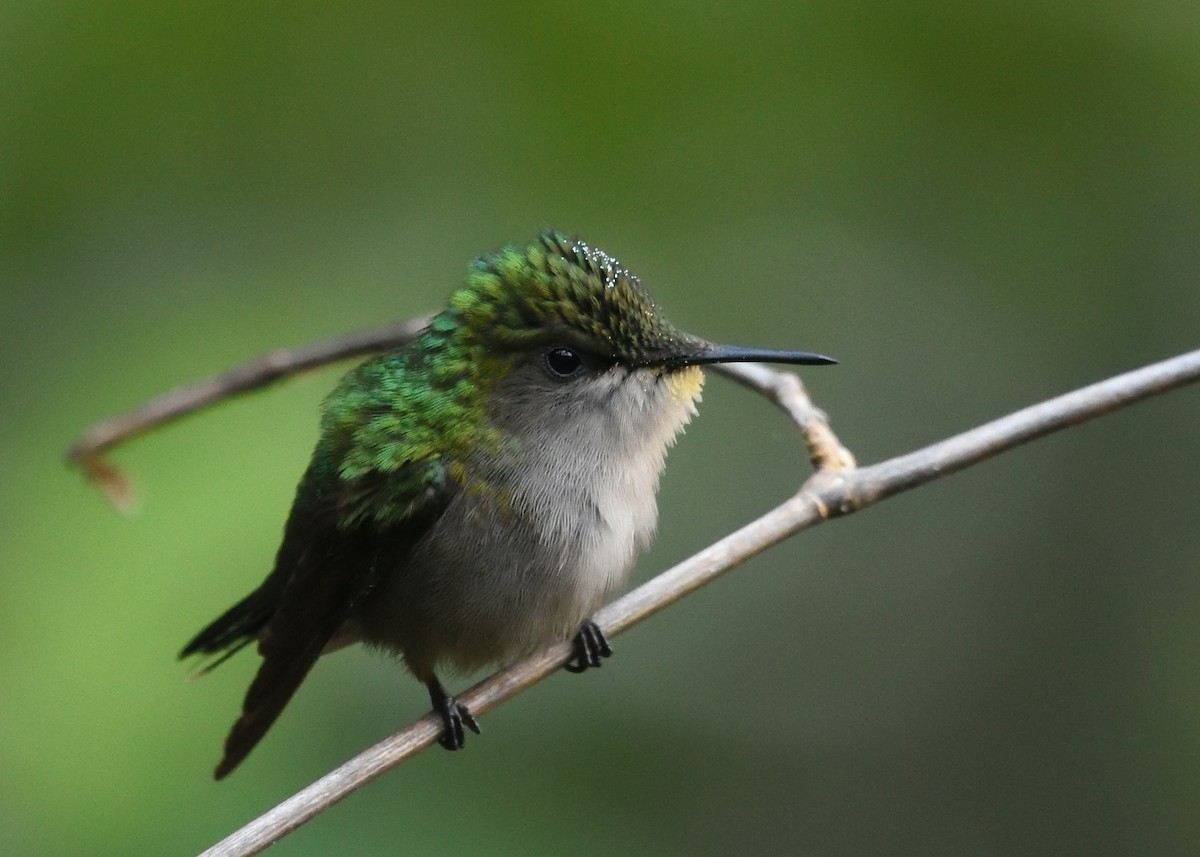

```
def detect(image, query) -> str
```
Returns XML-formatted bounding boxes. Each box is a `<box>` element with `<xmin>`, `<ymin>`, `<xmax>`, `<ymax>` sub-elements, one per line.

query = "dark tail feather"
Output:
<box><xmin>213</xmin><ymin>635</ymin><xmax>326</xmax><ymax>779</ymax></box>
<box><xmin>179</xmin><ymin>590</ymin><xmax>274</xmax><ymax>667</ymax></box>
<box><xmin>196</xmin><ymin>511</ymin><xmax>397</xmax><ymax>777</ymax></box>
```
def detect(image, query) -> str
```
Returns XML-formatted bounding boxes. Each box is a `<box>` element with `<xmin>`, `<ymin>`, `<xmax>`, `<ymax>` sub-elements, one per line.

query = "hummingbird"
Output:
<box><xmin>181</xmin><ymin>230</ymin><xmax>835</xmax><ymax>778</ymax></box>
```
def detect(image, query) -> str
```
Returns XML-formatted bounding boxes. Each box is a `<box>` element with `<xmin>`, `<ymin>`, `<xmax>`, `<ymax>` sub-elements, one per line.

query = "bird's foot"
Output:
<box><xmin>563</xmin><ymin>619</ymin><xmax>612</xmax><ymax>673</ymax></box>
<box><xmin>427</xmin><ymin>678</ymin><xmax>480</xmax><ymax>751</ymax></box>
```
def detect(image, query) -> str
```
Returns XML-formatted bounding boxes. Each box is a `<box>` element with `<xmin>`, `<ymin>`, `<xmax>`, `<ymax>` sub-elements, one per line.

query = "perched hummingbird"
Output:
<box><xmin>181</xmin><ymin>231</ymin><xmax>835</xmax><ymax>778</ymax></box>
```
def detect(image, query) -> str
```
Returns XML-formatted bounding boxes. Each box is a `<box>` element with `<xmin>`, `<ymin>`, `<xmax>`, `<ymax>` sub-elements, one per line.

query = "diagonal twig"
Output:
<box><xmin>190</xmin><ymin>347</ymin><xmax>1200</xmax><ymax>857</ymax></box>
<box><xmin>65</xmin><ymin>316</ymin><xmax>848</xmax><ymax>502</ymax></box>
<box><xmin>65</xmin><ymin>316</ymin><xmax>434</xmax><ymax>508</ymax></box>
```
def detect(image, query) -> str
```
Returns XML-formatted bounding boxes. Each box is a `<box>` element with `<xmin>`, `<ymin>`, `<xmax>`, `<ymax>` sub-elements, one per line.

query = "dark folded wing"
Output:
<box><xmin>213</xmin><ymin>460</ymin><xmax>449</xmax><ymax>779</ymax></box>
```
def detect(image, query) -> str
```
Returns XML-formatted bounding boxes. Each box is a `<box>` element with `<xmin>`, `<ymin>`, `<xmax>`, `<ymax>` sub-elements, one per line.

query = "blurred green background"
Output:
<box><xmin>3</xmin><ymin>1</ymin><xmax>1199</xmax><ymax>855</ymax></box>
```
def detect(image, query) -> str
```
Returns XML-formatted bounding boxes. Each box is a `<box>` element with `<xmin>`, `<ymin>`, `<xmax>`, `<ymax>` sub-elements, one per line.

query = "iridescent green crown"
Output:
<box><xmin>451</xmin><ymin>230</ymin><xmax>698</xmax><ymax>363</ymax></box>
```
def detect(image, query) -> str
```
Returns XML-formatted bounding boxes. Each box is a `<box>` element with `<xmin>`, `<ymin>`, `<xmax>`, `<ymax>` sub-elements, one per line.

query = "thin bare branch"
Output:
<box><xmin>67</xmin><ymin>315</ymin><xmax>856</xmax><ymax>506</ymax></box>
<box><xmin>714</xmin><ymin>362</ymin><xmax>857</xmax><ymax>472</ymax></box>
<box><xmin>65</xmin><ymin>316</ymin><xmax>433</xmax><ymax>508</ymax></box>
<box><xmin>197</xmin><ymin>347</ymin><xmax>1200</xmax><ymax>857</ymax></box>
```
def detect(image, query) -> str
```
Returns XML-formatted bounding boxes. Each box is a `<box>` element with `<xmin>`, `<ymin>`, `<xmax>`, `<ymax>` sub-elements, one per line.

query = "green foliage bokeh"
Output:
<box><xmin>2</xmin><ymin>2</ymin><xmax>1199</xmax><ymax>855</ymax></box>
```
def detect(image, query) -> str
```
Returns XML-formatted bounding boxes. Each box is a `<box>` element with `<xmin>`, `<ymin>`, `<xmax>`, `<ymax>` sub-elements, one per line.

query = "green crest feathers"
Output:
<box><xmin>452</xmin><ymin>230</ymin><xmax>699</xmax><ymax>362</ymax></box>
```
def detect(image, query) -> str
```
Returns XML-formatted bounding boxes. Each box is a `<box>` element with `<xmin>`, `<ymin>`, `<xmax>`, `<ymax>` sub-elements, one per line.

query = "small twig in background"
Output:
<box><xmin>65</xmin><ymin>316</ymin><xmax>433</xmax><ymax>509</ymax></box>
<box><xmin>715</xmin><ymin>361</ymin><xmax>857</xmax><ymax>472</ymax></box>
<box><xmin>65</xmin><ymin>316</ymin><xmax>848</xmax><ymax>500</ymax></box>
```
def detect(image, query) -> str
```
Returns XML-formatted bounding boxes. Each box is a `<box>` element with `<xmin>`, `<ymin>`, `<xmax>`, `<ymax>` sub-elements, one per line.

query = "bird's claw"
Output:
<box><xmin>434</xmin><ymin>697</ymin><xmax>479</xmax><ymax>751</ymax></box>
<box><xmin>563</xmin><ymin>619</ymin><xmax>612</xmax><ymax>673</ymax></box>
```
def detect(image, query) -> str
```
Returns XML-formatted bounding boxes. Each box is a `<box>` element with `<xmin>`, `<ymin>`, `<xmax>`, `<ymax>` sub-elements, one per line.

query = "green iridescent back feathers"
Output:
<box><xmin>309</xmin><ymin>230</ymin><xmax>694</xmax><ymax>529</ymax></box>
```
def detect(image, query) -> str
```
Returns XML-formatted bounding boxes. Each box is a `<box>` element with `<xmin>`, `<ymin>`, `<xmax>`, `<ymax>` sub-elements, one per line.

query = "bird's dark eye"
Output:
<box><xmin>545</xmin><ymin>347</ymin><xmax>585</xmax><ymax>378</ymax></box>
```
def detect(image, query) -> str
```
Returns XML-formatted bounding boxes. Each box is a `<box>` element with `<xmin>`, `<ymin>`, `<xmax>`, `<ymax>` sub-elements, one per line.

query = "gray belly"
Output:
<box><xmin>353</xmin><ymin>481</ymin><xmax>645</xmax><ymax>678</ymax></box>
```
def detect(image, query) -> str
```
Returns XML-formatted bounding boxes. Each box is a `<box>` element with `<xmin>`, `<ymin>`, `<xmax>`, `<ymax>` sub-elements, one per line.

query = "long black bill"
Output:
<box><xmin>652</xmin><ymin>343</ymin><xmax>837</xmax><ymax>370</ymax></box>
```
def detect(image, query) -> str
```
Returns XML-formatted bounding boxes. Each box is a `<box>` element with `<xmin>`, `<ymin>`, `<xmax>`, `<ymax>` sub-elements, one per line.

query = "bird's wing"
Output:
<box><xmin>213</xmin><ymin>458</ymin><xmax>451</xmax><ymax>779</ymax></box>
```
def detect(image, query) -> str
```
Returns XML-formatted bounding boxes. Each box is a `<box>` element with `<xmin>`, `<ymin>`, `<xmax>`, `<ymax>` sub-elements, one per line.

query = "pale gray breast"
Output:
<box><xmin>479</xmin><ymin>363</ymin><xmax>701</xmax><ymax>634</ymax></box>
<box><xmin>357</xmin><ymin>361</ymin><xmax>702</xmax><ymax>675</ymax></box>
